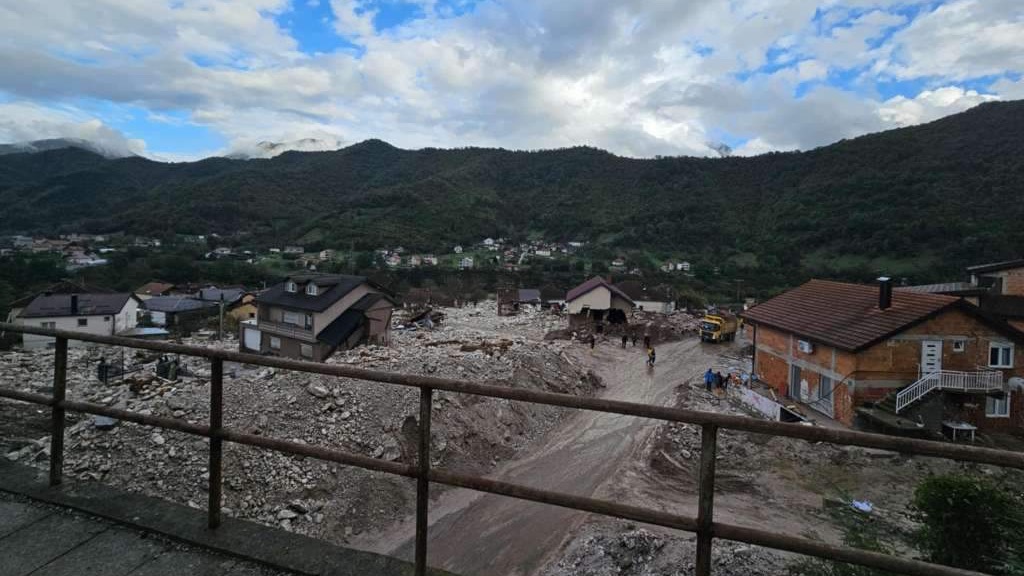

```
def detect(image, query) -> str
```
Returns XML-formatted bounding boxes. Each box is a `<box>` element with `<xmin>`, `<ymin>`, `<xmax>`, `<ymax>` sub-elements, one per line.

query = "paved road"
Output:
<box><xmin>376</xmin><ymin>337</ymin><xmax>716</xmax><ymax>576</ymax></box>
<box><xmin>0</xmin><ymin>492</ymin><xmax>295</xmax><ymax>576</ymax></box>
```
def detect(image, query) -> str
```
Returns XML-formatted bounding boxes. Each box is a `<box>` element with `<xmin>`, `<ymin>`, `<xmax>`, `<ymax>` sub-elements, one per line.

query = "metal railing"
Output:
<box><xmin>254</xmin><ymin>318</ymin><xmax>316</xmax><ymax>341</ymax></box>
<box><xmin>0</xmin><ymin>322</ymin><xmax>1021</xmax><ymax>576</ymax></box>
<box><xmin>896</xmin><ymin>370</ymin><xmax>1004</xmax><ymax>412</ymax></box>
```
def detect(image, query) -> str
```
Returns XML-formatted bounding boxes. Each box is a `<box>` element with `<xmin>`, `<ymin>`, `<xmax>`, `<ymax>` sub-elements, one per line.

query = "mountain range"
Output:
<box><xmin>1</xmin><ymin>101</ymin><xmax>1023</xmax><ymax>284</ymax></box>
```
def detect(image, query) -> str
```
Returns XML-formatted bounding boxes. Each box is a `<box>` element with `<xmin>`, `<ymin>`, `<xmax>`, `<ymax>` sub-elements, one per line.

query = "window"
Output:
<box><xmin>269</xmin><ymin>336</ymin><xmax>281</xmax><ymax>350</ymax></box>
<box><xmin>305</xmin><ymin>314</ymin><xmax>313</xmax><ymax>330</ymax></box>
<box><xmin>285</xmin><ymin>281</ymin><xmax>297</xmax><ymax>293</ymax></box>
<box><xmin>283</xmin><ymin>311</ymin><xmax>305</xmax><ymax>327</ymax></box>
<box><xmin>300</xmin><ymin>344</ymin><xmax>313</xmax><ymax>359</ymax></box>
<box><xmin>41</xmin><ymin>321</ymin><xmax>55</xmax><ymax>329</ymax></box>
<box><xmin>305</xmin><ymin>283</ymin><xmax>318</xmax><ymax>296</ymax></box>
<box><xmin>953</xmin><ymin>339</ymin><xmax>966</xmax><ymax>352</ymax></box>
<box><xmin>986</xmin><ymin>393</ymin><xmax>1010</xmax><ymax>418</ymax></box>
<box><xmin>989</xmin><ymin>342</ymin><xmax>1014</xmax><ymax>368</ymax></box>
<box><xmin>77</xmin><ymin>318</ymin><xmax>88</xmax><ymax>327</ymax></box>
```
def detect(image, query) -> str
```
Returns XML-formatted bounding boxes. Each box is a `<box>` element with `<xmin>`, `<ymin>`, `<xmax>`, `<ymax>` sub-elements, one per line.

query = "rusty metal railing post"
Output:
<box><xmin>695</xmin><ymin>424</ymin><xmax>718</xmax><ymax>576</ymax></box>
<box><xmin>48</xmin><ymin>337</ymin><xmax>68</xmax><ymax>487</ymax></box>
<box><xmin>415</xmin><ymin>386</ymin><xmax>433</xmax><ymax>576</ymax></box>
<box><xmin>208</xmin><ymin>358</ymin><xmax>224</xmax><ymax>529</ymax></box>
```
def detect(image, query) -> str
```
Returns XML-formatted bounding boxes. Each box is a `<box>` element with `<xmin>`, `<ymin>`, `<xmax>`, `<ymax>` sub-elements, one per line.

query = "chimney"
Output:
<box><xmin>877</xmin><ymin>277</ymin><xmax>892</xmax><ymax>310</ymax></box>
<box><xmin>70</xmin><ymin>293</ymin><xmax>79</xmax><ymax>315</ymax></box>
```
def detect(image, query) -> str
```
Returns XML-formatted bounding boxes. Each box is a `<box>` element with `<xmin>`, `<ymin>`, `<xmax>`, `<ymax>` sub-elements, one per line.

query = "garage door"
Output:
<box><xmin>243</xmin><ymin>327</ymin><xmax>261</xmax><ymax>351</ymax></box>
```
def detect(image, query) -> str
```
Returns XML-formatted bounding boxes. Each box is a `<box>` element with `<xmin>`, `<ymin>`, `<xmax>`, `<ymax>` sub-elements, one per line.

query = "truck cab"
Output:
<box><xmin>700</xmin><ymin>313</ymin><xmax>737</xmax><ymax>343</ymax></box>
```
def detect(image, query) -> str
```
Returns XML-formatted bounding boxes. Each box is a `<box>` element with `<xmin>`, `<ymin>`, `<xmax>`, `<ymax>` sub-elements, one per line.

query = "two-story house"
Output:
<box><xmin>240</xmin><ymin>274</ymin><xmax>395</xmax><ymax>361</ymax></box>
<box><xmin>742</xmin><ymin>279</ymin><xmax>1024</xmax><ymax>436</ymax></box>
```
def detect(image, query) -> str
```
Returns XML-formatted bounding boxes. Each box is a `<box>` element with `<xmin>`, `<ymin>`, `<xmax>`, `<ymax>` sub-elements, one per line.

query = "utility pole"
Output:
<box><xmin>218</xmin><ymin>294</ymin><xmax>225</xmax><ymax>341</ymax></box>
<box><xmin>735</xmin><ymin>279</ymin><xmax>744</xmax><ymax>304</ymax></box>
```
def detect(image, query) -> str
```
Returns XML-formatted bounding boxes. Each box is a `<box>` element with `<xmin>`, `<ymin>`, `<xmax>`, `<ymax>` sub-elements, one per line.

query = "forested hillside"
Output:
<box><xmin>2</xmin><ymin>101</ymin><xmax>1023</xmax><ymax>283</ymax></box>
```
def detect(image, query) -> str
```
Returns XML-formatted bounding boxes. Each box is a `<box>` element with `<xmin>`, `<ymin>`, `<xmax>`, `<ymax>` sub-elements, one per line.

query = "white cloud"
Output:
<box><xmin>878</xmin><ymin>86</ymin><xmax>997</xmax><ymax>126</ymax></box>
<box><xmin>0</xmin><ymin>102</ymin><xmax>145</xmax><ymax>157</ymax></box>
<box><xmin>0</xmin><ymin>0</ymin><xmax>1019</xmax><ymax>160</ymax></box>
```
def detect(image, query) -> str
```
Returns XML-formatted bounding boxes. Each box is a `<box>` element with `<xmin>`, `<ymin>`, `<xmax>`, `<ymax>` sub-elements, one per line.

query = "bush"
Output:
<box><xmin>912</xmin><ymin>474</ymin><xmax>1024</xmax><ymax>575</ymax></box>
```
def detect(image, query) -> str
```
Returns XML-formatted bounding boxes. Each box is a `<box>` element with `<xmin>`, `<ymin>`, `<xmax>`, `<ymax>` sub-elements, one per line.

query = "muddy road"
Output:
<box><xmin>359</xmin><ymin>337</ymin><xmax>723</xmax><ymax>576</ymax></box>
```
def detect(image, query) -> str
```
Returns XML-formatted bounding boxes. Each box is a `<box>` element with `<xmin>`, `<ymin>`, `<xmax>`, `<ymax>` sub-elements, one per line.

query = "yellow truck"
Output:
<box><xmin>700</xmin><ymin>312</ymin><xmax>738</xmax><ymax>343</ymax></box>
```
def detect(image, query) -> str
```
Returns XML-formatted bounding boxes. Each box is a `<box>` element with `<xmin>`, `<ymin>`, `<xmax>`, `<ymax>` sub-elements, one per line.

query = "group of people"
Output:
<box><xmin>704</xmin><ymin>368</ymin><xmax>731</xmax><ymax>392</ymax></box>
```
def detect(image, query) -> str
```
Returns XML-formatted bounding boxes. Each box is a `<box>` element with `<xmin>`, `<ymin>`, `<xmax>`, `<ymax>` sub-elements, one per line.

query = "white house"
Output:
<box><xmin>454</xmin><ymin>245</ymin><xmax>464</xmax><ymax>254</ymax></box>
<box><xmin>14</xmin><ymin>293</ymin><xmax>140</xmax><ymax>350</ymax></box>
<box><xmin>459</xmin><ymin>257</ymin><xmax>474</xmax><ymax>270</ymax></box>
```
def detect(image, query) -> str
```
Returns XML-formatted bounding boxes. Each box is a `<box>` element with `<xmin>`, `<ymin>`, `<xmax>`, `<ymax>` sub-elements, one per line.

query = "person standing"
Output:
<box><xmin>643</xmin><ymin>334</ymin><xmax>651</xmax><ymax>349</ymax></box>
<box><xmin>647</xmin><ymin>347</ymin><xmax>656</xmax><ymax>367</ymax></box>
<box><xmin>632</xmin><ymin>333</ymin><xmax>638</xmax><ymax>347</ymax></box>
<box><xmin>589</xmin><ymin>334</ymin><xmax>596</xmax><ymax>350</ymax></box>
<box><xmin>704</xmin><ymin>368</ymin><xmax>714</xmax><ymax>392</ymax></box>
<box><xmin>621</xmin><ymin>334</ymin><xmax>628</xmax><ymax>348</ymax></box>
<box><xmin>715</xmin><ymin>371</ymin><xmax>725</xmax><ymax>391</ymax></box>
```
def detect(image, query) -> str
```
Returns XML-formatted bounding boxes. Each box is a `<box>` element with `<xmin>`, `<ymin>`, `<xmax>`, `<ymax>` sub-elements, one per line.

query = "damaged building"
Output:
<box><xmin>565</xmin><ymin>277</ymin><xmax>635</xmax><ymax>329</ymax></box>
<box><xmin>240</xmin><ymin>274</ymin><xmax>396</xmax><ymax>362</ymax></box>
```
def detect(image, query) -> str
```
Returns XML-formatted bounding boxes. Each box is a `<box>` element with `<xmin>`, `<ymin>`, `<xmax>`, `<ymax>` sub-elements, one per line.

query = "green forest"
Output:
<box><xmin>2</xmin><ymin>101</ymin><xmax>1023</xmax><ymax>300</ymax></box>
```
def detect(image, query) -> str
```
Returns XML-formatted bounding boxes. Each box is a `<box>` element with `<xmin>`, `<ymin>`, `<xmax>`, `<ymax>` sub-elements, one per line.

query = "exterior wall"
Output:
<box><xmin>258</xmin><ymin>333</ymin><xmax>332</xmax><ymax>361</ymax></box>
<box><xmin>753</xmin><ymin>324</ymin><xmax>866</xmax><ymax>425</ymax></box>
<box><xmin>978</xmin><ymin>267</ymin><xmax>1024</xmax><ymax>296</ymax></box>
<box><xmin>635</xmin><ymin>300</ymin><xmax>675</xmax><ymax>313</ymax></box>
<box><xmin>314</xmin><ymin>284</ymin><xmax>373</xmax><ymax>333</ymax></box>
<box><xmin>567</xmin><ymin>287</ymin><xmax>612</xmax><ymax>315</ymax></box>
<box><xmin>228</xmin><ymin>302</ymin><xmax>257</xmax><ymax>322</ymax></box>
<box><xmin>364</xmin><ymin>300</ymin><xmax>393</xmax><ymax>346</ymax></box>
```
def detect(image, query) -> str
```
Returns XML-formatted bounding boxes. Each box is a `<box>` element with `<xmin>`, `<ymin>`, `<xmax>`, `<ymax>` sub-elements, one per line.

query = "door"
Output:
<box><xmin>789</xmin><ymin>364</ymin><xmax>802</xmax><ymax>399</ymax></box>
<box><xmin>920</xmin><ymin>340</ymin><xmax>943</xmax><ymax>375</ymax></box>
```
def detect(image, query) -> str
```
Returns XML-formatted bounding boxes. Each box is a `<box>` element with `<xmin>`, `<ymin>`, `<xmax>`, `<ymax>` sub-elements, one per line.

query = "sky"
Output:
<box><xmin>0</xmin><ymin>0</ymin><xmax>1021</xmax><ymax>161</ymax></box>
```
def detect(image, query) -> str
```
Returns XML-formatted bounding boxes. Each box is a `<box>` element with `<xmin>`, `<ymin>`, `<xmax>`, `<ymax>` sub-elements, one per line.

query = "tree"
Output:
<box><xmin>912</xmin><ymin>474</ymin><xmax>1024</xmax><ymax>574</ymax></box>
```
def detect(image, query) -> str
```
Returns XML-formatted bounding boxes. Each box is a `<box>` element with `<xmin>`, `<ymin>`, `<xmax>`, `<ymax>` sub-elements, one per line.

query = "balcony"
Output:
<box><xmin>256</xmin><ymin>319</ymin><xmax>316</xmax><ymax>342</ymax></box>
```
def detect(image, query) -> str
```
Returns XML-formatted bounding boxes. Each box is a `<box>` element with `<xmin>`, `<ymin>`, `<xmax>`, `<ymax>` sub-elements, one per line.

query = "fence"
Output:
<box><xmin>0</xmin><ymin>322</ymin><xmax>1022</xmax><ymax>576</ymax></box>
<box><xmin>896</xmin><ymin>370</ymin><xmax>1005</xmax><ymax>412</ymax></box>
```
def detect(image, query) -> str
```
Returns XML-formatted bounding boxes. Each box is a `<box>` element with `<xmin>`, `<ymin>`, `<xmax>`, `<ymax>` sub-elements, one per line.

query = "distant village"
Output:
<box><xmin>0</xmin><ymin>233</ymin><xmax>696</xmax><ymax>276</ymax></box>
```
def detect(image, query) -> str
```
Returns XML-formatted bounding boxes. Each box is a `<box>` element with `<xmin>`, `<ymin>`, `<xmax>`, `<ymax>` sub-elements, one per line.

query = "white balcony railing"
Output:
<box><xmin>257</xmin><ymin>319</ymin><xmax>316</xmax><ymax>342</ymax></box>
<box><xmin>895</xmin><ymin>370</ymin><xmax>1004</xmax><ymax>413</ymax></box>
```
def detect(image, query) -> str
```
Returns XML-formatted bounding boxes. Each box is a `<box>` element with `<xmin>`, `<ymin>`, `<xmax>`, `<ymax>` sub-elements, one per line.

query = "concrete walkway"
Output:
<box><xmin>0</xmin><ymin>461</ymin><xmax>453</xmax><ymax>576</ymax></box>
<box><xmin>0</xmin><ymin>492</ymin><xmax>292</xmax><ymax>576</ymax></box>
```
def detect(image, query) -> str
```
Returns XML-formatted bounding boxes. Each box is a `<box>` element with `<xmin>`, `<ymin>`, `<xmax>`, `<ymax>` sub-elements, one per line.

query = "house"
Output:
<box><xmin>13</xmin><ymin>292</ymin><xmax>141</xmax><ymax>350</ymax></box>
<box><xmin>615</xmin><ymin>281</ymin><xmax>676</xmax><ymax>313</ymax></box>
<box><xmin>135</xmin><ymin>281</ymin><xmax>176</xmax><ymax>301</ymax></box>
<box><xmin>5</xmin><ymin>281</ymin><xmax>114</xmax><ymax>325</ymax></box>
<box><xmin>540</xmin><ymin>285</ymin><xmax>566</xmax><ymax>308</ymax></box>
<box><xmin>459</xmin><ymin>257</ymin><xmax>474</xmax><ymax>270</ymax></box>
<box><xmin>679</xmin><ymin>261</ymin><xmax>691</xmax><ymax>272</ymax></box>
<box><xmin>386</xmin><ymin>254</ymin><xmax>402</xmax><ymax>267</ymax></box>
<box><xmin>454</xmin><ymin>245</ymin><xmax>464</xmax><ymax>254</ymax></box>
<box><xmin>142</xmin><ymin>297</ymin><xmax>218</xmax><ymax>331</ymax></box>
<box><xmin>482</xmin><ymin>238</ymin><xmax>495</xmax><ymax>247</ymax></box>
<box><xmin>240</xmin><ymin>274</ymin><xmax>395</xmax><ymax>361</ymax></box>
<box><xmin>408</xmin><ymin>255</ymin><xmax>422</xmax><ymax>267</ymax></box>
<box><xmin>565</xmin><ymin>277</ymin><xmax>635</xmax><ymax>328</ymax></box>
<box><xmin>423</xmin><ymin>255</ymin><xmax>438</xmax><ymax>266</ymax></box>
<box><xmin>196</xmin><ymin>287</ymin><xmax>256</xmax><ymax>321</ymax></box>
<box><xmin>610</xmin><ymin>258</ymin><xmax>626</xmax><ymax>272</ymax></box>
<box><xmin>535</xmin><ymin>249</ymin><xmax>552</xmax><ymax>258</ymax></box>
<box><xmin>283</xmin><ymin>246</ymin><xmax>304</xmax><ymax>254</ymax></box>
<box><xmin>741</xmin><ymin>278</ymin><xmax>1024</xmax><ymax>436</ymax></box>
<box><xmin>517</xmin><ymin>289</ymin><xmax>542</xmax><ymax>306</ymax></box>
<box><xmin>902</xmin><ymin>259</ymin><xmax>1024</xmax><ymax>327</ymax></box>
<box><xmin>319</xmin><ymin>249</ymin><xmax>336</xmax><ymax>261</ymax></box>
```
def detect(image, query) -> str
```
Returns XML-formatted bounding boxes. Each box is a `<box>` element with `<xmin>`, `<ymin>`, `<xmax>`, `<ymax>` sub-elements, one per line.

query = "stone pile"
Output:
<box><xmin>541</xmin><ymin>526</ymin><xmax>787</xmax><ymax>576</ymax></box>
<box><xmin>1</xmin><ymin>302</ymin><xmax>597</xmax><ymax>543</ymax></box>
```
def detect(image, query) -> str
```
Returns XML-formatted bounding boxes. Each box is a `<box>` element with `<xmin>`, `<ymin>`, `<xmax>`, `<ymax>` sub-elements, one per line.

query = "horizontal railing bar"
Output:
<box><xmin>429</xmin><ymin>469</ymin><xmax>700</xmax><ymax>532</ymax></box>
<box><xmin>713</xmin><ymin>522</ymin><xmax>987</xmax><ymax>576</ymax></box>
<box><xmin>0</xmin><ymin>379</ymin><xmax>1000</xmax><ymax>576</ymax></box>
<box><xmin>2</xmin><ymin>323</ymin><xmax>1022</xmax><ymax>470</ymax></box>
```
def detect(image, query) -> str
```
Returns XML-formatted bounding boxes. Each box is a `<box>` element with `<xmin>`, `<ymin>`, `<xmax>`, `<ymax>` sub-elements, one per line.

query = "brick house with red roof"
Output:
<box><xmin>741</xmin><ymin>278</ymin><xmax>1024</xmax><ymax>436</ymax></box>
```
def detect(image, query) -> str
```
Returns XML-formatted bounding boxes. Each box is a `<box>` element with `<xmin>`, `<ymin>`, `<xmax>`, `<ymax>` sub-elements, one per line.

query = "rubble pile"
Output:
<box><xmin>1</xmin><ymin>303</ymin><xmax>597</xmax><ymax>544</ymax></box>
<box><xmin>541</xmin><ymin>525</ymin><xmax>786</xmax><ymax>576</ymax></box>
